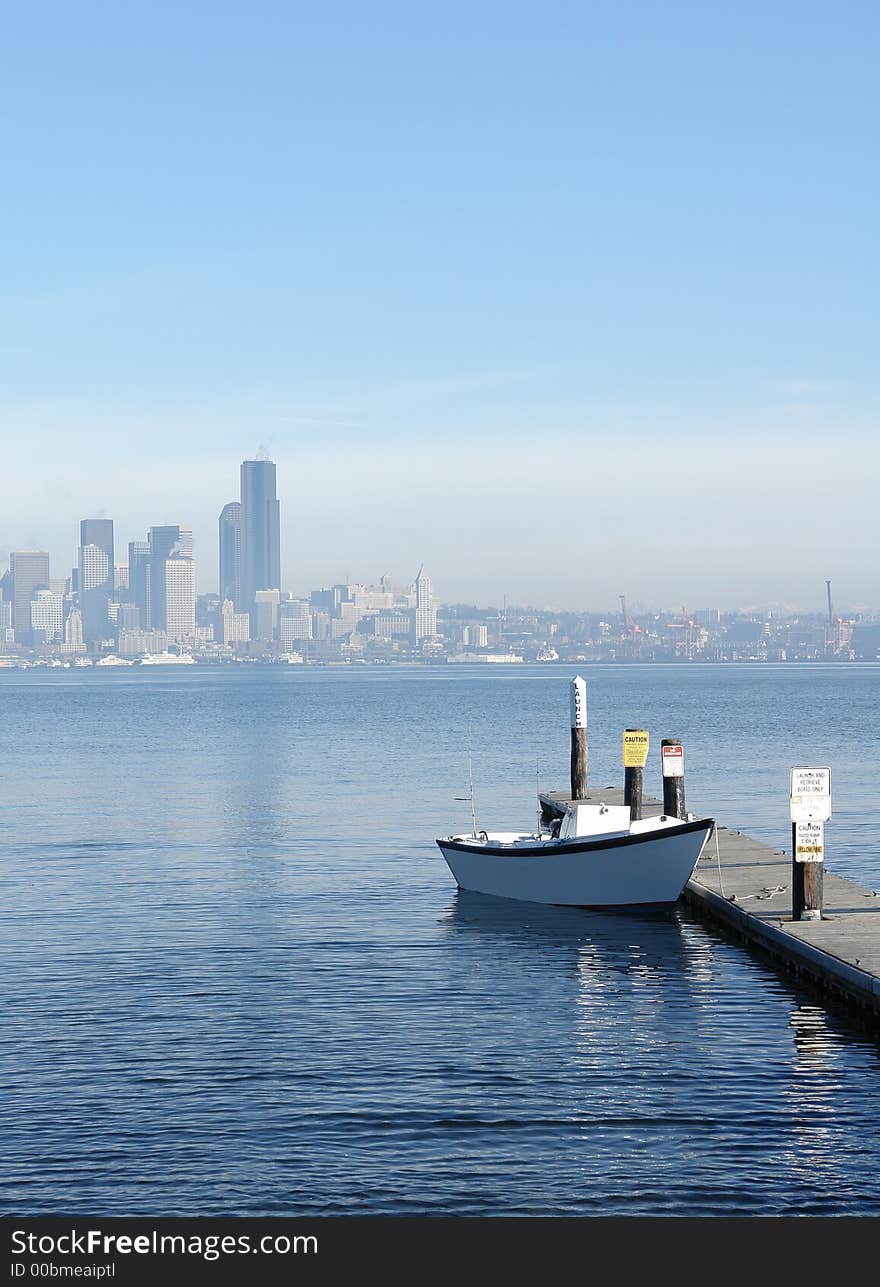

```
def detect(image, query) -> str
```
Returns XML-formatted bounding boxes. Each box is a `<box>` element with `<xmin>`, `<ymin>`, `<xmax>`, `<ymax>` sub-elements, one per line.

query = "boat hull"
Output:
<box><xmin>436</xmin><ymin>819</ymin><xmax>713</xmax><ymax>907</ymax></box>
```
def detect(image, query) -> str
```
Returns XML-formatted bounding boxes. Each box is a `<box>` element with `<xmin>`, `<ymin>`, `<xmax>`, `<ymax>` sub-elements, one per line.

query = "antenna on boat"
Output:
<box><xmin>454</xmin><ymin>724</ymin><xmax>478</xmax><ymax>837</ymax></box>
<box><xmin>536</xmin><ymin>757</ymin><xmax>543</xmax><ymax>837</ymax></box>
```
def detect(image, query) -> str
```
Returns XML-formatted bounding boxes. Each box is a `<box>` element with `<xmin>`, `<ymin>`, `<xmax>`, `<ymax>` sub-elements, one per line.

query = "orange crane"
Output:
<box><xmin>620</xmin><ymin>594</ymin><xmax>643</xmax><ymax>656</ymax></box>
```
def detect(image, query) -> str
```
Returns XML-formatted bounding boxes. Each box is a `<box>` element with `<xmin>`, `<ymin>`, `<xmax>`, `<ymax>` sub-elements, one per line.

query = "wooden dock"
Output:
<box><xmin>539</xmin><ymin>788</ymin><xmax>880</xmax><ymax>1019</ymax></box>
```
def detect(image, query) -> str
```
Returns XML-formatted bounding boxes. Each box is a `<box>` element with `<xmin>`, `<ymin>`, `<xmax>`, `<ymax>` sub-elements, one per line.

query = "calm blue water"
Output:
<box><xmin>2</xmin><ymin>663</ymin><xmax>879</xmax><ymax>1216</ymax></box>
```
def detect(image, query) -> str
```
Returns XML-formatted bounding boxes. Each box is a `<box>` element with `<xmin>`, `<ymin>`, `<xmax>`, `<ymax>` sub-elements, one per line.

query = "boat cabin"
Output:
<box><xmin>557</xmin><ymin>803</ymin><xmax>631</xmax><ymax>840</ymax></box>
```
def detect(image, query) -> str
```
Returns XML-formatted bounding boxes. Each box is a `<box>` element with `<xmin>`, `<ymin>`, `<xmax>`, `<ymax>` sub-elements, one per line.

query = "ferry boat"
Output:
<box><xmin>95</xmin><ymin>655</ymin><xmax>134</xmax><ymax>667</ymax></box>
<box><xmin>138</xmin><ymin>652</ymin><xmax>197</xmax><ymax>666</ymax></box>
<box><xmin>437</xmin><ymin>801</ymin><xmax>714</xmax><ymax>908</ymax></box>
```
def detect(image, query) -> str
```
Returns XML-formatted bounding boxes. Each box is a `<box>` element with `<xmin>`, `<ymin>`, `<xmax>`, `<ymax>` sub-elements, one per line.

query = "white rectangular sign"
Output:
<box><xmin>570</xmin><ymin>675</ymin><xmax>587</xmax><ymax>729</ymax></box>
<box><xmin>794</xmin><ymin>818</ymin><xmax>825</xmax><ymax>863</ymax></box>
<box><xmin>661</xmin><ymin>744</ymin><xmax>684</xmax><ymax>778</ymax></box>
<box><xmin>789</xmin><ymin>766</ymin><xmax>831</xmax><ymax>822</ymax></box>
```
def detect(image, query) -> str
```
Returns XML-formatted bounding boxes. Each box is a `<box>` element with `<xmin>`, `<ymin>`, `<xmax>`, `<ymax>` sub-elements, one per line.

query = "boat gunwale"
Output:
<box><xmin>437</xmin><ymin>816</ymin><xmax>714</xmax><ymax>858</ymax></box>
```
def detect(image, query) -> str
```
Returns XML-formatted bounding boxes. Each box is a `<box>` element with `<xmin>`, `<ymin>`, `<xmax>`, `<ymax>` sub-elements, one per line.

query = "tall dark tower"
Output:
<box><xmin>78</xmin><ymin>518</ymin><xmax>114</xmax><ymax>643</ymax></box>
<box><xmin>219</xmin><ymin>501</ymin><xmax>242</xmax><ymax>609</ymax></box>
<box><xmin>240</xmin><ymin>458</ymin><xmax>281</xmax><ymax>615</ymax></box>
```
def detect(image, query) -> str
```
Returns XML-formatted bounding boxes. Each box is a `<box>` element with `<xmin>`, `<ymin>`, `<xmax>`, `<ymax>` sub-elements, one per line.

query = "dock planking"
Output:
<box><xmin>539</xmin><ymin>788</ymin><xmax>880</xmax><ymax>1018</ymax></box>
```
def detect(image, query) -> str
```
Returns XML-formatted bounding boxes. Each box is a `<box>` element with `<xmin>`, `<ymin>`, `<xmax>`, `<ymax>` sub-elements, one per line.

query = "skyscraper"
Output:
<box><xmin>163</xmin><ymin>558</ymin><xmax>196</xmax><ymax>643</ymax></box>
<box><xmin>63</xmin><ymin>606</ymin><xmax>84</xmax><ymax>652</ymax></box>
<box><xmin>146</xmin><ymin>525</ymin><xmax>194</xmax><ymax>630</ymax></box>
<box><xmin>79</xmin><ymin>518</ymin><xmax>114</xmax><ymax>644</ymax></box>
<box><xmin>414</xmin><ymin>565</ymin><xmax>436</xmax><ymax>640</ymax></box>
<box><xmin>253</xmin><ymin>588</ymin><xmax>280</xmax><ymax>642</ymax></box>
<box><xmin>10</xmin><ymin>551</ymin><xmax>50</xmax><ymax>638</ymax></box>
<box><xmin>146</xmin><ymin>526</ymin><xmax>194</xmax><ymax>632</ymax></box>
<box><xmin>240</xmin><ymin>458</ymin><xmax>280</xmax><ymax>619</ymax></box>
<box><xmin>30</xmin><ymin>588</ymin><xmax>63</xmax><ymax>643</ymax></box>
<box><xmin>128</xmin><ymin>540</ymin><xmax>151</xmax><ymax>627</ymax></box>
<box><xmin>219</xmin><ymin>501</ymin><xmax>242</xmax><ymax>609</ymax></box>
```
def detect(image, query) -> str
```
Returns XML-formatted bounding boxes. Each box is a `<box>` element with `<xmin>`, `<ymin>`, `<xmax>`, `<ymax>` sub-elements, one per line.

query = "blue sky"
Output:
<box><xmin>1</xmin><ymin>2</ymin><xmax>877</xmax><ymax>609</ymax></box>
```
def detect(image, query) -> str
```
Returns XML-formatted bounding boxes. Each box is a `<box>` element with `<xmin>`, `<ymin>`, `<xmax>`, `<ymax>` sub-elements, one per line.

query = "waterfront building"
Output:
<box><xmin>253</xmin><ymin>587</ymin><xmax>281</xmax><ymax>641</ymax></box>
<box><xmin>375</xmin><ymin>611</ymin><xmax>413</xmax><ymax>640</ymax></box>
<box><xmin>461</xmin><ymin>624</ymin><xmax>489</xmax><ymax>648</ymax></box>
<box><xmin>118</xmin><ymin>628</ymin><xmax>167</xmax><ymax>657</ymax></box>
<box><xmin>310</xmin><ymin>586</ymin><xmax>348</xmax><ymax>616</ymax></box>
<box><xmin>79</xmin><ymin>519</ymin><xmax>114</xmax><ymax>643</ymax></box>
<box><xmin>128</xmin><ymin>540</ymin><xmax>151</xmax><ymax>621</ymax></box>
<box><xmin>279</xmin><ymin>599</ymin><xmax>312</xmax><ymax>644</ymax></box>
<box><xmin>219</xmin><ymin>501</ymin><xmax>242</xmax><ymax>610</ymax></box>
<box><xmin>350</xmin><ymin>583</ymin><xmax>396</xmax><ymax>612</ymax></box>
<box><xmin>220</xmin><ymin>599</ymin><xmax>250</xmax><ymax>644</ymax></box>
<box><xmin>163</xmin><ymin>558</ymin><xmax>197</xmax><ymax>643</ymax></box>
<box><xmin>414</xmin><ymin>565</ymin><xmax>437</xmax><ymax>640</ymax></box>
<box><xmin>30</xmin><ymin>588</ymin><xmax>63</xmax><ymax>643</ymax></box>
<box><xmin>10</xmin><ymin>551</ymin><xmax>50</xmax><ymax>638</ymax></box>
<box><xmin>145</xmin><ymin>527</ymin><xmax>194</xmax><ymax>633</ymax></box>
<box><xmin>240</xmin><ymin>458</ymin><xmax>280</xmax><ymax>619</ymax></box>
<box><xmin>116</xmin><ymin>603</ymin><xmax>140</xmax><ymax>631</ymax></box>
<box><xmin>61</xmin><ymin>606</ymin><xmax>85</xmax><ymax>654</ymax></box>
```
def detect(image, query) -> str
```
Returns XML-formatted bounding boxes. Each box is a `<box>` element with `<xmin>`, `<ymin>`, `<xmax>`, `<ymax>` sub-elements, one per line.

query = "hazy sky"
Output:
<box><xmin>1</xmin><ymin>2</ymin><xmax>877</xmax><ymax>611</ymax></box>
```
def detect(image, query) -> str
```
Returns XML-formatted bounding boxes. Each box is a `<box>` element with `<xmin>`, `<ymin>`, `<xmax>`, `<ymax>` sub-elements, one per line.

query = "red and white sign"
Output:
<box><xmin>661</xmin><ymin>744</ymin><xmax>684</xmax><ymax>778</ymax></box>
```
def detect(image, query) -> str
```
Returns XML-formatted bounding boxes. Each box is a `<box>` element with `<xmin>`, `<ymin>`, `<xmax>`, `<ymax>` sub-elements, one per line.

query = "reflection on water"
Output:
<box><xmin>782</xmin><ymin>1007</ymin><xmax>844</xmax><ymax>1195</ymax></box>
<box><xmin>3</xmin><ymin>667</ymin><xmax>880</xmax><ymax>1216</ymax></box>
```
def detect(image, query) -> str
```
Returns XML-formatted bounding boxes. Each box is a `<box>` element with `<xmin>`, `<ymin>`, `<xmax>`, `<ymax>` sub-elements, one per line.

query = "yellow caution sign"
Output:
<box><xmin>622</xmin><ymin>729</ymin><xmax>649</xmax><ymax>768</ymax></box>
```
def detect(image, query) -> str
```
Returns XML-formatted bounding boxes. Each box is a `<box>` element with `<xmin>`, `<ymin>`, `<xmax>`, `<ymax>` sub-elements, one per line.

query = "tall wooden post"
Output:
<box><xmin>790</xmin><ymin>767</ymin><xmax>830</xmax><ymax>923</ymax></box>
<box><xmin>792</xmin><ymin>821</ymin><xmax>824</xmax><ymax>921</ymax></box>
<box><xmin>622</xmin><ymin>729</ymin><xmax>649</xmax><ymax>822</ymax></box>
<box><xmin>661</xmin><ymin>738</ymin><xmax>686</xmax><ymax>819</ymax></box>
<box><xmin>570</xmin><ymin>674</ymin><xmax>588</xmax><ymax>799</ymax></box>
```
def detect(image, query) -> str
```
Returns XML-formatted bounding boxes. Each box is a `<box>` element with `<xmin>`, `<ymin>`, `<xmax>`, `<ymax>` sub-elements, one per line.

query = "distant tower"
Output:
<box><xmin>414</xmin><ymin>565</ymin><xmax>436</xmax><ymax>640</ymax></box>
<box><xmin>79</xmin><ymin>519</ymin><xmax>114</xmax><ymax>644</ymax></box>
<box><xmin>10</xmin><ymin>551</ymin><xmax>50</xmax><ymax>639</ymax></box>
<box><xmin>30</xmin><ymin>588</ymin><xmax>63</xmax><ymax>643</ymax></box>
<box><xmin>240</xmin><ymin>459</ymin><xmax>281</xmax><ymax>620</ymax></box>
<box><xmin>219</xmin><ymin>501</ymin><xmax>242</xmax><ymax>610</ymax></box>
<box><xmin>127</xmin><ymin>540</ymin><xmax>151</xmax><ymax>628</ymax></box>
<box><xmin>64</xmin><ymin>606</ymin><xmax>84</xmax><ymax>648</ymax></box>
<box><xmin>163</xmin><ymin>558</ymin><xmax>197</xmax><ymax>643</ymax></box>
<box><xmin>146</xmin><ymin>526</ymin><xmax>194</xmax><ymax>634</ymax></box>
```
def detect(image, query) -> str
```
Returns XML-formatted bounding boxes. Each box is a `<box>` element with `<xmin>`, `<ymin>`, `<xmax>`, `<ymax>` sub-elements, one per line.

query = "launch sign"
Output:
<box><xmin>622</xmin><ymin>730</ymin><xmax>649</xmax><ymax>768</ymax></box>
<box><xmin>789</xmin><ymin>767</ymin><xmax>832</xmax><ymax>823</ymax></box>
<box><xmin>570</xmin><ymin>675</ymin><xmax>587</xmax><ymax>729</ymax></box>
<box><xmin>661</xmin><ymin>744</ymin><xmax>684</xmax><ymax>778</ymax></box>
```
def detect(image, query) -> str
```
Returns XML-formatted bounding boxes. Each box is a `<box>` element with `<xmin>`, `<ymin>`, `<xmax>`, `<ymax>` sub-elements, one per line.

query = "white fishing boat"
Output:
<box><xmin>436</xmin><ymin>801</ymin><xmax>714</xmax><ymax>908</ymax></box>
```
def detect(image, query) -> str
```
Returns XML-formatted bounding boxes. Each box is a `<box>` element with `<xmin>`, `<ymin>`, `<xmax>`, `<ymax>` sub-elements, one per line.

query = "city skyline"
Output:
<box><xmin>1</xmin><ymin>7</ymin><xmax>878</xmax><ymax>610</ymax></box>
<box><xmin>0</xmin><ymin>464</ymin><xmax>874</xmax><ymax>618</ymax></box>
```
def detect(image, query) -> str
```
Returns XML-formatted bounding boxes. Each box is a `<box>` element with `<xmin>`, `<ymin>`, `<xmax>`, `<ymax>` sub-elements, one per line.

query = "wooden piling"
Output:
<box><xmin>789</xmin><ymin>768</ymin><xmax>830</xmax><ymax>923</ymax></box>
<box><xmin>622</xmin><ymin>728</ymin><xmax>649</xmax><ymax>821</ymax></box>
<box><xmin>792</xmin><ymin>822</ymin><xmax>824</xmax><ymax>921</ymax></box>
<box><xmin>661</xmin><ymin>738</ymin><xmax>686</xmax><ymax>819</ymax></box>
<box><xmin>570</xmin><ymin>675</ymin><xmax>588</xmax><ymax>799</ymax></box>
